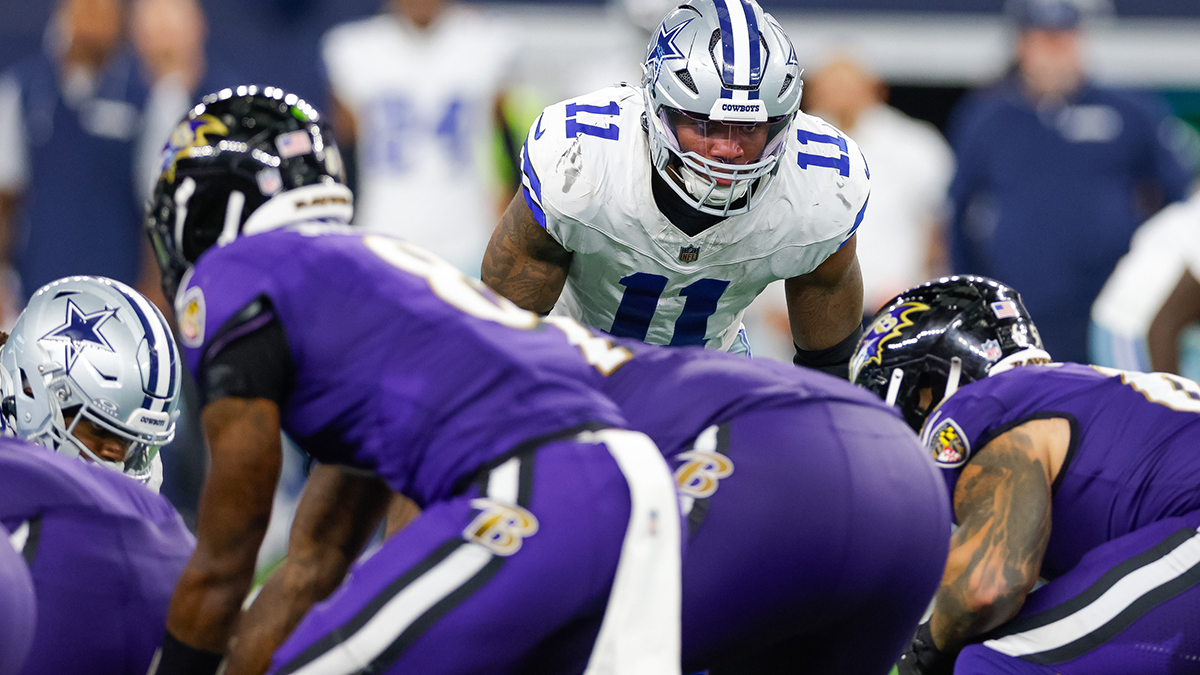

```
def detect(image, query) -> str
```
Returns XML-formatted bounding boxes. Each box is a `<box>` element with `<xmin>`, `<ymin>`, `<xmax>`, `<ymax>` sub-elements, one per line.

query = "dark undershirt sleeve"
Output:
<box><xmin>199</xmin><ymin>296</ymin><xmax>294</xmax><ymax>407</ymax></box>
<box><xmin>793</xmin><ymin>323</ymin><xmax>864</xmax><ymax>379</ymax></box>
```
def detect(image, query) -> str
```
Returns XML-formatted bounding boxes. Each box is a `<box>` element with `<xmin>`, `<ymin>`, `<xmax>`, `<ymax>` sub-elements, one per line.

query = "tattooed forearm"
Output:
<box><xmin>929</xmin><ymin>426</ymin><xmax>1053</xmax><ymax>652</ymax></box>
<box><xmin>482</xmin><ymin>194</ymin><xmax>572</xmax><ymax>314</ymax></box>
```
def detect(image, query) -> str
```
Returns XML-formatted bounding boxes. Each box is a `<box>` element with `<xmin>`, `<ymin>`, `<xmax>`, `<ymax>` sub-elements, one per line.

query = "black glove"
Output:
<box><xmin>147</xmin><ymin>631</ymin><xmax>225</xmax><ymax>675</ymax></box>
<box><xmin>895</xmin><ymin>622</ymin><xmax>954</xmax><ymax>675</ymax></box>
<box><xmin>792</xmin><ymin>323</ymin><xmax>864</xmax><ymax>379</ymax></box>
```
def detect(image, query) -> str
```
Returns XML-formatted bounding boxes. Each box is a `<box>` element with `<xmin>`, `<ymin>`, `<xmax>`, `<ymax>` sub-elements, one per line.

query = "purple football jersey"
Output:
<box><xmin>590</xmin><ymin>337</ymin><xmax>902</xmax><ymax>458</ymax></box>
<box><xmin>922</xmin><ymin>362</ymin><xmax>1200</xmax><ymax>577</ymax></box>
<box><xmin>0</xmin><ymin>440</ymin><xmax>194</xmax><ymax>675</ymax></box>
<box><xmin>179</xmin><ymin>227</ymin><xmax>627</xmax><ymax>506</ymax></box>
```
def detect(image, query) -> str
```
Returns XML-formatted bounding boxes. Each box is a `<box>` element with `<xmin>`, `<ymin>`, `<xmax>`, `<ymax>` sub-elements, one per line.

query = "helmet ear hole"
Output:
<box><xmin>2</xmin><ymin>396</ymin><xmax>15</xmax><ymax>419</ymax></box>
<box><xmin>18</xmin><ymin>368</ymin><xmax>31</xmax><ymax>397</ymax></box>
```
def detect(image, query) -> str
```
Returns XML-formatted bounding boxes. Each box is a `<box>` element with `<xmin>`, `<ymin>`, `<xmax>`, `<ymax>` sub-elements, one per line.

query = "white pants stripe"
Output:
<box><xmin>581</xmin><ymin>428</ymin><xmax>683</xmax><ymax>675</ymax></box>
<box><xmin>288</xmin><ymin>545</ymin><xmax>494</xmax><ymax>675</ymax></box>
<box><xmin>285</xmin><ymin>461</ymin><xmax>523</xmax><ymax>675</ymax></box>
<box><xmin>281</xmin><ymin>430</ymin><xmax>682</xmax><ymax>675</ymax></box>
<box><xmin>984</xmin><ymin>527</ymin><xmax>1200</xmax><ymax>658</ymax></box>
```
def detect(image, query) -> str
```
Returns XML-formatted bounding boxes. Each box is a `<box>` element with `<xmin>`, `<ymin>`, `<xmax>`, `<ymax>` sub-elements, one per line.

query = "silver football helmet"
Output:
<box><xmin>642</xmin><ymin>0</ymin><xmax>802</xmax><ymax>216</ymax></box>
<box><xmin>0</xmin><ymin>276</ymin><xmax>181</xmax><ymax>486</ymax></box>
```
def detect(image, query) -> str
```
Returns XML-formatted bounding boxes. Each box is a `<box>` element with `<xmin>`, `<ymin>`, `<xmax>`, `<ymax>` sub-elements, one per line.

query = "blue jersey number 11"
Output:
<box><xmin>796</xmin><ymin>129</ymin><xmax>850</xmax><ymax>177</ymax></box>
<box><xmin>610</xmin><ymin>273</ymin><xmax>730</xmax><ymax>346</ymax></box>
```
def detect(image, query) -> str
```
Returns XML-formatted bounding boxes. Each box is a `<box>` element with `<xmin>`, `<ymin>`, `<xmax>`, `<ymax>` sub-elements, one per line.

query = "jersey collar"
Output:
<box><xmin>242</xmin><ymin>183</ymin><xmax>355</xmax><ymax>236</ymax></box>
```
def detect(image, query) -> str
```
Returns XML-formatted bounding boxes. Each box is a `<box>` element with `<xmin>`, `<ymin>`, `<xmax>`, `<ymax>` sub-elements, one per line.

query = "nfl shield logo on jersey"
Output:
<box><xmin>679</xmin><ymin>245</ymin><xmax>701</xmax><ymax>263</ymax></box>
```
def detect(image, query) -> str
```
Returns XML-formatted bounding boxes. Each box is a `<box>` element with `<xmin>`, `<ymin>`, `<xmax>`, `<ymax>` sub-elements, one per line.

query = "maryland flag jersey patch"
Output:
<box><xmin>177</xmin><ymin>285</ymin><xmax>206</xmax><ymax>349</ymax></box>
<box><xmin>925</xmin><ymin>418</ymin><xmax>971</xmax><ymax>468</ymax></box>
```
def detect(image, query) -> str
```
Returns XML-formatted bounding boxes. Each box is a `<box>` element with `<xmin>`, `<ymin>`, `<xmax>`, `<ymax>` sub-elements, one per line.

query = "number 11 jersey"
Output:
<box><xmin>520</xmin><ymin>85</ymin><xmax>870</xmax><ymax>351</ymax></box>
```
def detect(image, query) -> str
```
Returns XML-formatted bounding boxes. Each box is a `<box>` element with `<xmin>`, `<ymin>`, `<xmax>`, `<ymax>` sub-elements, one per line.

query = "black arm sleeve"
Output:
<box><xmin>792</xmin><ymin>323</ymin><xmax>864</xmax><ymax>379</ymax></box>
<box><xmin>199</xmin><ymin>295</ymin><xmax>294</xmax><ymax>407</ymax></box>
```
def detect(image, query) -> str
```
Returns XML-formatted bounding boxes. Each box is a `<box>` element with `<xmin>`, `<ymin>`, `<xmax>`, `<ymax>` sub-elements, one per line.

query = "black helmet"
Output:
<box><xmin>850</xmin><ymin>275</ymin><xmax>1049</xmax><ymax>432</ymax></box>
<box><xmin>145</xmin><ymin>85</ymin><xmax>349</xmax><ymax>302</ymax></box>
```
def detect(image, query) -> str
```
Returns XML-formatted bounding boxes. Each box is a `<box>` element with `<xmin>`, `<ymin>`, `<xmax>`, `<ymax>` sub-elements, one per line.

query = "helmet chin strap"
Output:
<box><xmin>944</xmin><ymin>357</ymin><xmax>963</xmax><ymax>402</ymax></box>
<box><xmin>216</xmin><ymin>190</ymin><xmax>246</xmax><ymax>247</ymax></box>
<box><xmin>173</xmin><ymin>177</ymin><xmax>197</xmax><ymax>254</ymax></box>
<box><xmin>885</xmin><ymin>367</ymin><xmax>905</xmax><ymax>407</ymax></box>
<box><xmin>886</xmin><ymin>356</ymin><xmax>963</xmax><ymax>410</ymax></box>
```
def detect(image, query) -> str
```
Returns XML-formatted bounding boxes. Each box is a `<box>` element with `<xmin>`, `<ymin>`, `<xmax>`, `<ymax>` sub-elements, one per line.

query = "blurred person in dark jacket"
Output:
<box><xmin>947</xmin><ymin>0</ymin><xmax>1193</xmax><ymax>364</ymax></box>
<box><xmin>0</xmin><ymin>0</ymin><xmax>156</xmax><ymax>322</ymax></box>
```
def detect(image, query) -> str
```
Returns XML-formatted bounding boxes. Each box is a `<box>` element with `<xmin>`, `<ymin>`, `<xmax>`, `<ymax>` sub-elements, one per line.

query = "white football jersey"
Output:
<box><xmin>1093</xmin><ymin>194</ymin><xmax>1200</xmax><ymax>338</ymax></box>
<box><xmin>322</xmin><ymin>9</ymin><xmax>518</xmax><ymax>275</ymax></box>
<box><xmin>521</xmin><ymin>85</ymin><xmax>870</xmax><ymax>351</ymax></box>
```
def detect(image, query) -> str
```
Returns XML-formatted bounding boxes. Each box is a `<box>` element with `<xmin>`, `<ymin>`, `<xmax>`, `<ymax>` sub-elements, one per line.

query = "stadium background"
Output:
<box><xmin>2</xmin><ymin>0</ymin><xmax>1199</xmax><ymax>131</ymax></box>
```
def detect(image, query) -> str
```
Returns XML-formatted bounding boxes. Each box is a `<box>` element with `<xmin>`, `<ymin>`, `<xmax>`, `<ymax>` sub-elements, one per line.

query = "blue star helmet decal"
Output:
<box><xmin>647</xmin><ymin>18</ymin><xmax>693</xmax><ymax>74</ymax></box>
<box><xmin>40</xmin><ymin>298</ymin><xmax>119</xmax><ymax>372</ymax></box>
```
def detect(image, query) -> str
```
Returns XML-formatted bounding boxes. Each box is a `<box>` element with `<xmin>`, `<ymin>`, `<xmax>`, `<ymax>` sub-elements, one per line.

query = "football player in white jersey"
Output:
<box><xmin>322</xmin><ymin>0</ymin><xmax>519</xmax><ymax>276</ymax></box>
<box><xmin>482</xmin><ymin>0</ymin><xmax>869</xmax><ymax>374</ymax></box>
<box><xmin>1092</xmin><ymin>192</ymin><xmax>1200</xmax><ymax>378</ymax></box>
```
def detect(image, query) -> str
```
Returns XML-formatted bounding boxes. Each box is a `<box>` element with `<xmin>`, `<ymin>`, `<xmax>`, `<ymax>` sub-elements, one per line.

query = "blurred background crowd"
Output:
<box><xmin>0</xmin><ymin>0</ymin><xmax>1197</xmax><ymax>533</ymax></box>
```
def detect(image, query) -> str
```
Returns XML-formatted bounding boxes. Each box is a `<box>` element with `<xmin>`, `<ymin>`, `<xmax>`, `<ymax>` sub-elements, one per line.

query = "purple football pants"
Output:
<box><xmin>10</xmin><ymin>509</ymin><xmax>191</xmax><ymax>675</ymax></box>
<box><xmin>0</xmin><ymin>524</ymin><xmax>35</xmax><ymax>675</ymax></box>
<box><xmin>675</xmin><ymin>401</ymin><xmax>952</xmax><ymax>675</ymax></box>
<box><xmin>269</xmin><ymin>428</ymin><xmax>682</xmax><ymax>675</ymax></box>
<box><xmin>956</xmin><ymin>508</ymin><xmax>1200</xmax><ymax>674</ymax></box>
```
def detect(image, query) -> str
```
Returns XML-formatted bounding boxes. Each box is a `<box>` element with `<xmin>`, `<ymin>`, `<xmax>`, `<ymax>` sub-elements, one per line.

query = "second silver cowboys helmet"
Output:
<box><xmin>0</xmin><ymin>276</ymin><xmax>181</xmax><ymax>486</ymax></box>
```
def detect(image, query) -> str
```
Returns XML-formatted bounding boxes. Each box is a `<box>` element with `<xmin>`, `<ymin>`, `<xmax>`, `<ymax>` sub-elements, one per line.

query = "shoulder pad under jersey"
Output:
<box><xmin>770</xmin><ymin>112</ymin><xmax>871</xmax><ymax>251</ymax></box>
<box><xmin>519</xmin><ymin>85</ymin><xmax>646</xmax><ymax>247</ymax></box>
<box><xmin>175</xmin><ymin>239</ymin><xmax>281</xmax><ymax>381</ymax></box>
